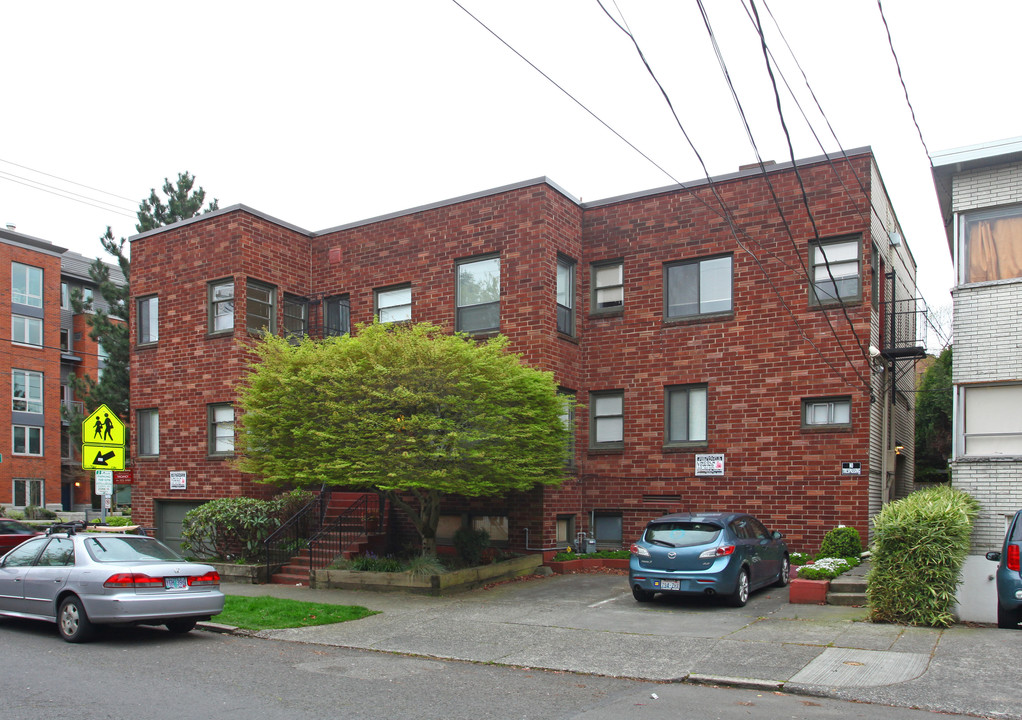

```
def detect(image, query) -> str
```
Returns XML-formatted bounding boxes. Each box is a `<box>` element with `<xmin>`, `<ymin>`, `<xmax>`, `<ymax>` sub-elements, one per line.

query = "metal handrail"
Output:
<box><xmin>263</xmin><ymin>491</ymin><xmax>327</xmax><ymax>580</ymax></box>
<box><xmin>307</xmin><ymin>494</ymin><xmax>382</xmax><ymax>576</ymax></box>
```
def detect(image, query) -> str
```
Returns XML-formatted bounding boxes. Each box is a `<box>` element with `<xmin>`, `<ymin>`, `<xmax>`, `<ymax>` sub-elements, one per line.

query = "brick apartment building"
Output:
<box><xmin>2</xmin><ymin>227</ymin><xmax>125</xmax><ymax>513</ymax></box>
<box><xmin>128</xmin><ymin>148</ymin><xmax>922</xmax><ymax>556</ymax></box>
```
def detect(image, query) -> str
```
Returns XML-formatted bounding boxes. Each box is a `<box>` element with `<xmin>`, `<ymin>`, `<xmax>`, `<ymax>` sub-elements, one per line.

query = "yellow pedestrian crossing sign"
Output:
<box><xmin>82</xmin><ymin>404</ymin><xmax>126</xmax><ymax>470</ymax></box>
<box><xmin>82</xmin><ymin>404</ymin><xmax>125</xmax><ymax>447</ymax></box>
<box><xmin>83</xmin><ymin>444</ymin><xmax>126</xmax><ymax>471</ymax></box>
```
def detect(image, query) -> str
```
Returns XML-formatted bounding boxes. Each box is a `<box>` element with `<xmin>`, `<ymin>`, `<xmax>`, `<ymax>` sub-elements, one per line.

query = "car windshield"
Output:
<box><xmin>645</xmin><ymin>522</ymin><xmax>722</xmax><ymax>548</ymax></box>
<box><xmin>83</xmin><ymin>536</ymin><xmax>183</xmax><ymax>563</ymax></box>
<box><xmin>0</xmin><ymin>520</ymin><xmax>33</xmax><ymax>534</ymax></box>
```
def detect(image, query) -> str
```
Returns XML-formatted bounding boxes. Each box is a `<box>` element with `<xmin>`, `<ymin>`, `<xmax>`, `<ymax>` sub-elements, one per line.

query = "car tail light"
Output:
<box><xmin>1008</xmin><ymin>544</ymin><xmax>1020</xmax><ymax>572</ymax></box>
<box><xmin>103</xmin><ymin>572</ymin><xmax>165</xmax><ymax>588</ymax></box>
<box><xmin>188</xmin><ymin>571</ymin><xmax>221</xmax><ymax>587</ymax></box>
<box><xmin>698</xmin><ymin>545</ymin><xmax>736</xmax><ymax>559</ymax></box>
<box><xmin>629</xmin><ymin>543</ymin><xmax>651</xmax><ymax>559</ymax></box>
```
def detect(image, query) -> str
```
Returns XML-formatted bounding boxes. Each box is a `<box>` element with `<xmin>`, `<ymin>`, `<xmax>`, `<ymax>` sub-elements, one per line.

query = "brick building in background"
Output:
<box><xmin>128</xmin><ymin>148</ymin><xmax>923</xmax><ymax>555</ymax></box>
<box><xmin>2</xmin><ymin>227</ymin><xmax>125</xmax><ymax>513</ymax></box>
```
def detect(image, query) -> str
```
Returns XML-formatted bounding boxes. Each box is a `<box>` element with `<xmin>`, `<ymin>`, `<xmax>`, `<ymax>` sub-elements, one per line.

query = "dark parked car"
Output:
<box><xmin>0</xmin><ymin>519</ymin><xmax>42</xmax><ymax>554</ymax></box>
<box><xmin>0</xmin><ymin>522</ymin><xmax>224</xmax><ymax>642</ymax></box>
<box><xmin>986</xmin><ymin>509</ymin><xmax>1022</xmax><ymax>629</ymax></box>
<box><xmin>629</xmin><ymin>512</ymin><xmax>789</xmax><ymax>607</ymax></box>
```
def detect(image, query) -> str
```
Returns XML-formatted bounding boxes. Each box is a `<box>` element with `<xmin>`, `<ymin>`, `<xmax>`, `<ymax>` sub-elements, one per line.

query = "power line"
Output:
<box><xmin>0</xmin><ymin>173</ymin><xmax>137</xmax><ymax>220</ymax></box>
<box><xmin>0</xmin><ymin>169</ymin><xmax>136</xmax><ymax>215</ymax></box>
<box><xmin>0</xmin><ymin>157</ymin><xmax>138</xmax><ymax>204</ymax></box>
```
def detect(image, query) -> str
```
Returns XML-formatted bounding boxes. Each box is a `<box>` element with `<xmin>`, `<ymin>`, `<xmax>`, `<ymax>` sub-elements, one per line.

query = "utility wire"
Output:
<box><xmin>0</xmin><ymin>173</ymin><xmax>137</xmax><ymax>220</ymax></box>
<box><xmin>0</xmin><ymin>170</ymin><xmax>136</xmax><ymax>215</ymax></box>
<box><xmin>598</xmin><ymin>0</ymin><xmax>866</xmax><ymax>389</ymax></box>
<box><xmin>752</xmin><ymin>0</ymin><xmax>951</xmax><ymax>350</ymax></box>
<box><xmin>693</xmin><ymin>0</ymin><xmax>870</xmax><ymax>388</ymax></box>
<box><xmin>0</xmin><ymin>157</ymin><xmax>138</xmax><ymax>204</ymax></box>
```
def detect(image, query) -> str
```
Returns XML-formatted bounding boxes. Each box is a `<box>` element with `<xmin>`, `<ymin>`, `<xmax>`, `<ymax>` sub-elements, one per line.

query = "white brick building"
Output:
<box><xmin>932</xmin><ymin>137</ymin><xmax>1022</xmax><ymax>622</ymax></box>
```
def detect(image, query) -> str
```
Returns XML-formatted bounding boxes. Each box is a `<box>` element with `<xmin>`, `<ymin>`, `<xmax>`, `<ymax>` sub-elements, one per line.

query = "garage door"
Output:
<box><xmin>155</xmin><ymin>501</ymin><xmax>204</xmax><ymax>556</ymax></box>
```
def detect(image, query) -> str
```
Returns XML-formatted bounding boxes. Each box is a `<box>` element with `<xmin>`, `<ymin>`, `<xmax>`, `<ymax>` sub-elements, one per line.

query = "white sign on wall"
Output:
<box><xmin>169</xmin><ymin>471</ymin><xmax>187</xmax><ymax>490</ymax></box>
<box><xmin>695</xmin><ymin>453</ymin><xmax>725</xmax><ymax>476</ymax></box>
<box><xmin>842</xmin><ymin>462</ymin><xmax>862</xmax><ymax>475</ymax></box>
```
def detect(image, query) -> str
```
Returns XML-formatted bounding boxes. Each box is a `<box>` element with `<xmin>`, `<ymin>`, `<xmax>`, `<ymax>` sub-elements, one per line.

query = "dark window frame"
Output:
<box><xmin>455</xmin><ymin>254</ymin><xmax>501</xmax><ymax>335</ymax></box>
<box><xmin>556</xmin><ymin>255</ymin><xmax>576</xmax><ymax>336</ymax></box>
<box><xmin>137</xmin><ymin>294</ymin><xmax>159</xmax><ymax>345</ymax></box>
<box><xmin>809</xmin><ymin>235</ymin><xmax>861</xmax><ymax>307</ymax></box>
<box><xmin>590</xmin><ymin>259</ymin><xmax>624</xmax><ymax>315</ymax></box>
<box><xmin>207</xmin><ymin>403</ymin><xmax>235</xmax><ymax>457</ymax></box>
<box><xmin>246</xmin><ymin>279</ymin><xmax>277</xmax><ymax>335</ymax></box>
<box><xmin>801</xmin><ymin>396</ymin><xmax>852</xmax><ymax>430</ymax></box>
<box><xmin>663</xmin><ymin>253</ymin><xmax>734</xmax><ymax>320</ymax></box>
<box><xmin>208</xmin><ymin>278</ymin><xmax>235</xmax><ymax>335</ymax></box>
<box><xmin>589</xmin><ymin>390</ymin><xmax>624</xmax><ymax>450</ymax></box>
<box><xmin>664</xmin><ymin>384</ymin><xmax>709</xmax><ymax>447</ymax></box>
<box><xmin>374</xmin><ymin>283</ymin><xmax>412</xmax><ymax>324</ymax></box>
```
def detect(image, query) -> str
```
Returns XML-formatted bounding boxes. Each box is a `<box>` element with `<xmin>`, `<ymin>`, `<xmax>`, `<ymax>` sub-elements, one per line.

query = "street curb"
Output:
<box><xmin>686</xmin><ymin>674</ymin><xmax>784</xmax><ymax>691</ymax></box>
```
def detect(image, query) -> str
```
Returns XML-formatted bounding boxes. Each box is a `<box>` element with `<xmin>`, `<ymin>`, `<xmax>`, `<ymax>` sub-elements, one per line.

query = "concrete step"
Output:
<box><xmin>270</xmin><ymin>572</ymin><xmax>309</xmax><ymax>586</ymax></box>
<box><xmin>829</xmin><ymin>576</ymin><xmax>867</xmax><ymax>594</ymax></box>
<box><xmin>827</xmin><ymin>591</ymin><xmax>867</xmax><ymax>607</ymax></box>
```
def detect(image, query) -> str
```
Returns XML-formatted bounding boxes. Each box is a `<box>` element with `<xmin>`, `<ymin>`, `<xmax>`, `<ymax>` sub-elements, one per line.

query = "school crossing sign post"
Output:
<box><xmin>82</xmin><ymin>404</ymin><xmax>126</xmax><ymax>471</ymax></box>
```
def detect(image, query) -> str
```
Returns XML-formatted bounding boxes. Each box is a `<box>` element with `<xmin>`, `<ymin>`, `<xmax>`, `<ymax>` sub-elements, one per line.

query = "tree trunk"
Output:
<box><xmin>386</xmin><ymin>488</ymin><xmax>443</xmax><ymax>557</ymax></box>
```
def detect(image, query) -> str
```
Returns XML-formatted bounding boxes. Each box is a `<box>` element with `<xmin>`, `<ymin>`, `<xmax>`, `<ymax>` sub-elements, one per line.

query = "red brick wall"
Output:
<box><xmin>130</xmin><ymin>155</ymin><xmax>881</xmax><ymax>553</ymax></box>
<box><xmin>1</xmin><ymin>243</ymin><xmax>63</xmax><ymax>507</ymax></box>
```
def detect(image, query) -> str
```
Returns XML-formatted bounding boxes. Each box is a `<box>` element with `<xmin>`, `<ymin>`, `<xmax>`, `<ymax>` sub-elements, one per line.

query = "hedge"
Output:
<box><xmin>867</xmin><ymin>485</ymin><xmax>979</xmax><ymax>627</ymax></box>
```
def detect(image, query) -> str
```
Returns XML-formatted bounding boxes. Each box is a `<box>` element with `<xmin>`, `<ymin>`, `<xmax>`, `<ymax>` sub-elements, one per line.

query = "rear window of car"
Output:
<box><xmin>0</xmin><ymin>520</ymin><xmax>32</xmax><ymax>534</ymax></box>
<box><xmin>83</xmin><ymin>536</ymin><xmax>183</xmax><ymax>563</ymax></box>
<box><xmin>644</xmin><ymin>522</ymin><xmax>722</xmax><ymax>547</ymax></box>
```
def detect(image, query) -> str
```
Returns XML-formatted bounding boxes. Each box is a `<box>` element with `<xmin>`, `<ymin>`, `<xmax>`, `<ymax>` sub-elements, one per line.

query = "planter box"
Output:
<box><xmin>603</xmin><ymin>558</ymin><xmax>630</xmax><ymax>570</ymax></box>
<box><xmin>210</xmin><ymin>562</ymin><xmax>269</xmax><ymax>585</ymax></box>
<box><xmin>789</xmin><ymin>577</ymin><xmax>830</xmax><ymax>604</ymax></box>
<box><xmin>546</xmin><ymin>559</ymin><xmax>582</xmax><ymax>574</ymax></box>
<box><xmin>312</xmin><ymin>554</ymin><xmax>543</xmax><ymax>596</ymax></box>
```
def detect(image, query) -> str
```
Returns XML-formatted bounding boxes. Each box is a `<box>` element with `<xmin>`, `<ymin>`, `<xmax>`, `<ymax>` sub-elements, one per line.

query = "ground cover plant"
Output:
<box><xmin>551</xmin><ymin>549</ymin><xmax>630</xmax><ymax>561</ymax></box>
<box><xmin>217</xmin><ymin>595</ymin><xmax>377</xmax><ymax>630</ymax></box>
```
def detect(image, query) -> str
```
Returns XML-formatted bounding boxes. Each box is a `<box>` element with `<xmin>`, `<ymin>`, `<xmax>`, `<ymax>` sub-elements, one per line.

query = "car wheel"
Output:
<box><xmin>728</xmin><ymin>568</ymin><xmax>750</xmax><ymax>607</ymax></box>
<box><xmin>166</xmin><ymin>619</ymin><xmax>198</xmax><ymax>634</ymax></box>
<box><xmin>997</xmin><ymin>603</ymin><xmax>1022</xmax><ymax>629</ymax></box>
<box><xmin>58</xmin><ymin>596</ymin><xmax>95</xmax><ymax>643</ymax></box>
<box><xmin>774</xmin><ymin>555</ymin><xmax>791</xmax><ymax>587</ymax></box>
<box><xmin>632</xmin><ymin>585</ymin><xmax>655</xmax><ymax>603</ymax></box>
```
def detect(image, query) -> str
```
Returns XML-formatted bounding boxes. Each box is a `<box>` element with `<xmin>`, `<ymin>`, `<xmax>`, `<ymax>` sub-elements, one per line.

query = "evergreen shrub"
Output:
<box><xmin>867</xmin><ymin>485</ymin><xmax>978</xmax><ymax>627</ymax></box>
<box><xmin>818</xmin><ymin>525</ymin><xmax>862</xmax><ymax>560</ymax></box>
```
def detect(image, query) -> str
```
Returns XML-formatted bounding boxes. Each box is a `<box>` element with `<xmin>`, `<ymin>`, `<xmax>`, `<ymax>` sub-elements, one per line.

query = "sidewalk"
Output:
<box><xmin>213</xmin><ymin>571</ymin><xmax>1019</xmax><ymax>720</ymax></box>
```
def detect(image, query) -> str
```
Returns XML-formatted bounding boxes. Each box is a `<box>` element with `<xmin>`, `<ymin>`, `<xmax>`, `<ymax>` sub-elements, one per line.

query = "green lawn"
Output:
<box><xmin>217</xmin><ymin>595</ymin><xmax>378</xmax><ymax>630</ymax></box>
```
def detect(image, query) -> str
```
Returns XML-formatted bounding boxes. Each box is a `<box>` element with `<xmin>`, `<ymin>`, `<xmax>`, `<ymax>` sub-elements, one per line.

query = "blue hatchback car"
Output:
<box><xmin>985</xmin><ymin>509</ymin><xmax>1022</xmax><ymax>629</ymax></box>
<box><xmin>629</xmin><ymin>512</ymin><xmax>789</xmax><ymax>607</ymax></box>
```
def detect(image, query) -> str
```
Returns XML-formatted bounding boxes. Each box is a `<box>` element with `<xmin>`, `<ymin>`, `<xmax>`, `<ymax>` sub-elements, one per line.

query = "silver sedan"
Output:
<box><xmin>0</xmin><ymin>523</ymin><xmax>224</xmax><ymax>642</ymax></box>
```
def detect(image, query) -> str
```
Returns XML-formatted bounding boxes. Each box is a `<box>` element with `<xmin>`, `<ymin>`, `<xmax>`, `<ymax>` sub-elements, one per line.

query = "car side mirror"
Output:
<box><xmin>986</xmin><ymin>551</ymin><xmax>1001</xmax><ymax>562</ymax></box>
<box><xmin>772</xmin><ymin>530</ymin><xmax>783</xmax><ymax>540</ymax></box>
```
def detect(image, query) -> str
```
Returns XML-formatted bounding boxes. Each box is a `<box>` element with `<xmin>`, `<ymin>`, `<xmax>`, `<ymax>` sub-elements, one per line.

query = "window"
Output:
<box><xmin>556</xmin><ymin>257</ymin><xmax>575</xmax><ymax>335</ymax></box>
<box><xmin>81</xmin><ymin>287</ymin><xmax>94</xmax><ymax>305</ymax></box>
<box><xmin>802</xmin><ymin>397</ymin><xmax>852</xmax><ymax>429</ymax></box>
<box><xmin>61</xmin><ymin>282</ymin><xmax>69</xmax><ymax>310</ymax></box>
<box><xmin>590</xmin><ymin>391</ymin><xmax>624</xmax><ymax>448</ymax></box>
<box><xmin>591</xmin><ymin>260</ymin><xmax>623</xmax><ymax>313</ymax></box>
<box><xmin>208</xmin><ymin>279</ymin><xmax>234</xmax><ymax>333</ymax></box>
<box><xmin>559</xmin><ymin>389</ymin><xmax>576</xmax><ymax>466</ymax></box>
<box><xmin>556</xmin><ymin>515</ymin><xmax>575</xmax><ymax>545</ymax></box>
<box><xmin>12</xmin><ymin>315</ymin><xmax>42</xmax><ymax>346</ymax></box>
<box><xmin>472</xmin><ymin>515</ymin><xmax>509</xmax><ymax>544</ymax></box>
<box><xmin>456</xmin><ymin>255</ymin><xmax>500</xmax><ymax>334</ymax></box>
<box><xmin>593</xmin><ymin>513</ymin><xmax>623</xmax><ymax>548</ymax></box>
<box><xmin>665</xmin><ymin>255</ymin><xmax>732</xmax><ymax>319</ymax></box>
<box><xmin>60</xmin><ymin>328</ymin><xmax>71</xmax><ymax>352</ymax></box>
<box><xmin>12</xmin><ymin>262</ymin><xmax>43</xmax><ymax>307</ymax></box>
<box><xmin>246</xmin><ymin>280</ymin><xmax>276</xmax><ymax>334</ymax></box>
<box><xmin>208</xmin><ymin>404</ymin><xmax>235</xmax><ymax>456</ymax></box>
<box><xmin>961</xmin><ymin>384</ymin><xmax>1022</xmax><ymax>455</ymax></box>
<box><xmin>375</xmin><ymin>285</ymin><xmax>412</xmax><ymax>323</ymax></box>
<box><xmin>12</xmin><ymin>369</ymin><xmax>43</xmax><ymax>414</ymax></box>
<box><xmin>13</xmin><ymin>426</ymin><xmax>43</xmax><ymax>456</ymax></box>
<box><xmin>325</xmin><ymin>295</ymin><xmax>350</xmax><ymax>337</ymax></box>
<box><xmin>13</xmin><ymin>479</ymin><xmax>43</xmax><ymax>507</ymax></box>
<box><xmin>960</xmin><ymin>204</ymin><xmax>1022</xmax><ymax>283</ymax></box>
<box><xmin>137</xmin><ymin>409</ymin><xmax>159</xmax><ymax>456</ymax></box>
<box><xmin>283</xmin><ymin>295</ymin><xmax>308</xmax><ymax>341</ymax></box>
<box><xmin>436</xmin><ymin>514</ymin><xmax>464</xmax><ymax>544</ymax></box>
<box><xmin>665</xmin><ymin>384</ymin><xmax>707</xmax><ymax>445</ymax></box>
<box><xmin>810</xmin><ymin>237</ymin><xmax>860</xmax><ymax>305</ymax></box>
<box><xmin>137</xmin><ymin>295</ymin><xmax>158</xmax><ymax>344</ymax></box>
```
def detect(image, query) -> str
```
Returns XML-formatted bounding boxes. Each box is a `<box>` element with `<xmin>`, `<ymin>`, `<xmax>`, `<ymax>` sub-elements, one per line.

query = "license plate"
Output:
<box><xmin>164</xmin><ymin>576</ymin><xmax>187</xmax><ymax>590</ymax></box>
<box><xmin>658</xmin><ymin>579</ymin><xmax>680</xmax><ymax>591</ymax></box>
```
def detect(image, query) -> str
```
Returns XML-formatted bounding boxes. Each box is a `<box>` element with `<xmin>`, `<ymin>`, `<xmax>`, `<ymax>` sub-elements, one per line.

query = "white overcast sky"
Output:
<box><xmin>3</xmin><ymin>1</ymin><xmax>1019</xmax><ymax>321</ymax></box>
